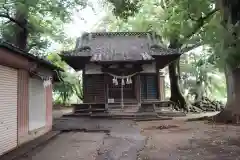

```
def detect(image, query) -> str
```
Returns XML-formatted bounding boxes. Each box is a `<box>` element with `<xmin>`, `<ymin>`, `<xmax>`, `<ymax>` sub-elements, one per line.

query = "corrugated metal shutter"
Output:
<box><xmin>18</xmin><ymin>69</ymin><xmax>29</xmax><ymax>138</ymax></box>
<box><xmin>29</xmin><ymin>78</ymin><xmax>46</xmax><ymax>131</ymax></box>
<box><xmin>0</xmin><ymin>65</ymin><xmax>18</xmax><ymax>155</ymax></box>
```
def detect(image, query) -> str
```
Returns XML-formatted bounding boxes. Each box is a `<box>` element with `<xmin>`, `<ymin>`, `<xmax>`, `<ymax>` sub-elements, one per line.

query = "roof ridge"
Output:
<box><xmin>81</xmin><ymin>31</ymin><xmax>155</xmax><ymax>38</ymax></box>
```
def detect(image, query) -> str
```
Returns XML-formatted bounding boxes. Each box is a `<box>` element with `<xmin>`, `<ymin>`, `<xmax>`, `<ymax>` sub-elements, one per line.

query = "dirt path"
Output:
<box><xmin>137</xmin><ymin>120</ymin><xmax>240</xmax><ymax>160</ymax></box>
<box><xmin>13</xmin><ymin>117</ymin><xmax>240</xmax><ymax>160</ymax></box>
<box><xmin>16</xmin><ymin>118</ymin><xmax>146</xmax><ymax>160</ymax></box>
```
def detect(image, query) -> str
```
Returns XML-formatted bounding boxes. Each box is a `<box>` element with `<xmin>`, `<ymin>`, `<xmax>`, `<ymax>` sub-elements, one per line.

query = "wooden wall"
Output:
<box><xmin>140</xmin><ymin>73</ymin><xmax>158</xmax><ymax>101</ymax></box>
<box><xmin>83</xmin><ymin>74</ymin><xmax>105</xmax><ymax>103</ymax></box>
<box><xmin>82</xmin><ymin>62</ymin><xmax>166</xmax><ymax>104</ymax></box>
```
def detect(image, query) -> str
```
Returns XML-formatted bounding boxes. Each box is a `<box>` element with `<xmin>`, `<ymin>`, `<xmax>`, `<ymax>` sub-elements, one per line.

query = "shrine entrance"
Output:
<box><xmin>103</xmin><ymin>63</ymin><xmax>142</xmax><ymax>107</ymax></box>
<box><xmin>107</xmin><ymin>75</ymin><xmax>136</xmax><ymax>101</ymax></box>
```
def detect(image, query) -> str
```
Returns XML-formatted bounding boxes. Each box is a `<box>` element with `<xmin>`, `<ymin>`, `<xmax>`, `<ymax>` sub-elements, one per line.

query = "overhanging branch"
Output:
<box><xmin>0</xmin><ymin>13</ymin><xmax>25</xmax><ymax>29</ymax></box>
<box><xmin>181</xmin><ymin>42</ymin><xmax>202</xmax><ymax>53</ymax></box>
<box><xmin>184</xmin><ymin>9</ymin><xmax>219</xmax><ymax>41</ymax></box>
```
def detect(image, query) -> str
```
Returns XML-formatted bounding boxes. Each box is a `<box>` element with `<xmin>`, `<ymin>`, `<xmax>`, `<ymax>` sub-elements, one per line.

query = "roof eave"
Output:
<box><xmin>0</xmin><ymin>40</ymin><xmax>63</xmax><ymax>72</ymax></box>
<box><xmin>60</xmin><ymin>54</ymin><xmax>91</xmax><ymax>71</ymax></box>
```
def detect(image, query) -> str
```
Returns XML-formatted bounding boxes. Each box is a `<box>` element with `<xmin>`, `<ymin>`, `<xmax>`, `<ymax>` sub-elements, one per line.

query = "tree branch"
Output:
<box><xmin>27</xmin><ymin>42</ymin><xmax>39</xmax><ymax>52</ymax></box>
<box><xmin>0</xmin><ymin>13</ymin><xmax>25</xmax><ymax>29</ymax></box>
<box><xmin>184</xmin><ymin>9</ymin><xmax>219</xmax><ymax>41</ymax></box>
<box><xmin>181</xmin><ymin>42</ymin><xmax>202</xmax><ymax>53</ymax></box>
<box><xmin>187</xmin><ymin>12</ymin><xmax>198</xmax><ymax>21</ymax></box>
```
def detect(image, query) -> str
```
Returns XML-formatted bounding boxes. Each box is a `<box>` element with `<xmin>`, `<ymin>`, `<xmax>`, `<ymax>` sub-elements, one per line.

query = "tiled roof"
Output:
<box><xmin>0</xmin><ymin>39</ymin><xmax>63</xmax><ymax>71</ymax></box>
<box><xmin>61</xmin><ymin>32</ymin><xmax>180</xmax><ymax>62</ymax></box>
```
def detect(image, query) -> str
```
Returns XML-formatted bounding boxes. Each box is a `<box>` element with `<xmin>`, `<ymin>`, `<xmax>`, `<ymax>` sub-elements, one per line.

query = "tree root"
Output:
<box><xmin>186</xmin><ymin>110</ymin><xmax>240</xmax><ymax>125</ymax></box>
<box><xmin>212</xmin><ymin>110</ymin><xmax>240</xmax><ymax>124</ymax></box>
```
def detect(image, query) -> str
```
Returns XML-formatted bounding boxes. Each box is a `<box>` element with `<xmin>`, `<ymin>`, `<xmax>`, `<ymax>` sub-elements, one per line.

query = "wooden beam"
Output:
<box><xmin>135</xmin><ymin>74</ymin><xmax>141</xmax><ymax>107</ymax></box>
<box><xmin>104</xmin><ymin>73</ymin><xmax>108</xmax><ymax>108</ymax></box>
<box><xmin>82</xmin><ymin>70</ymin><xmax>86</xmax><ymax>103</ymax></box>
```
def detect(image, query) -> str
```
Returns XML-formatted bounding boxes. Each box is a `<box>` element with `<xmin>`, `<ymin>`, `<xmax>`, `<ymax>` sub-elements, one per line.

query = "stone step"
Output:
<box><xmin>90</xmin><ymin>113</ymin><xmax>171</xmax><ymax>120</ymax></box>
<box><xmin>108</xmin><ymin>105</ymin><xmax>138</xmax><ymax>108</ymax></box>
<box><xmin>63</xmin><ymin>113</ymin><xmax>91</xmax><ymax>117</ymax></box>
<box><xmin>108</xmin><ymin>107</ymin><xmax>139</xmax><ymax>113</ymax></box>
<box><xmin>157</xmin><ymin>111</ymin><xmax>186</xmax><ymax>117</ymax></box>
<box><xmin>74</xmin><ymin>108</ymin><xmax>90</xmax><ymax>112</ymax></box>
<box><xmin>75</xmin><ymin>108</ymin><xmax>107</xmax><ymax>112</ymax></box>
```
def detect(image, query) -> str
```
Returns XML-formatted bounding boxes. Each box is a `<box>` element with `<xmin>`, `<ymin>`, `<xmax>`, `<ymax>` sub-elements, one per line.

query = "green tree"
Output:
<box><xmin>0</xmin><ymin>0</ymin><xmax>87</xmax><ymax>55</ymax></box>
<box><xmin>205</xmin><ymin>0</ymin><xmax>240</xmax><ymax>121</ymax></box>
<box><xmin>47</xmin><ymin>53</ymin><xmax>83</xmax><ymax>105</ymax></box>
<box><xmin>179</xmin><ymin>49</ymin><xmax>226</xmax><ymax>102</ymax></box>
<box><xmin>105</xmin><ymin>0</ymin><xmax>217</xmax><ymax>111</ymax></box>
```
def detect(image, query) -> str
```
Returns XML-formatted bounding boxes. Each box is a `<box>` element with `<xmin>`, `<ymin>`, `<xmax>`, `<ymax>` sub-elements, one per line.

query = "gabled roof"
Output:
<box><xmin>62</xmin><ymin>32</ymin><xmax>180</xmax><ymax>62</ymax></box>
<box><xmin>60</xmin><ymin>32</ymin><xmax>181</xmax><ymax>70</ymax></box>
<box><xmin>0</xmin><ymin>39</ymin><xmax>63</xmax><ymax>71</ymax></box>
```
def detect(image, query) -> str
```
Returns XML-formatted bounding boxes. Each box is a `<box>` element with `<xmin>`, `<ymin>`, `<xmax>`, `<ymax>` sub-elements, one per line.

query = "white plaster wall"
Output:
<box><xmin>141</xmin><ymin>62</ymin><xmax>156</xmax><ymax>73</ymax></box>
<box><xmin>85</xmin><ymin>64</ymin><xmax>102</xmax><ymax>74</ymax></box>
<box><xmin>85</xmin><ymin>62</ymin><xmax>156</xmax><ymax>74</ymax></box>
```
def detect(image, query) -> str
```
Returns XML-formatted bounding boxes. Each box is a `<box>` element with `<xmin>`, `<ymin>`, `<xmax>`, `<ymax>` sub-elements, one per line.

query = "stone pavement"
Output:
<box><xmin>15</xmin><ymin>117</ymin><xmax>146</xmax><ymax>160</ymax></box>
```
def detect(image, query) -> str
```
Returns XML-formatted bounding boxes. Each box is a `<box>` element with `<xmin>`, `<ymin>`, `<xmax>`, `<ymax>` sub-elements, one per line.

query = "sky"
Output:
<box><xmin>50</xmin><ymin>0</ymin><xmax>106</xmax><ymax>51</ymax></box>
<box><xmin>64</xmin><ymin>0</ymin><xmax>106</xmax><ymax>38</ymax></box>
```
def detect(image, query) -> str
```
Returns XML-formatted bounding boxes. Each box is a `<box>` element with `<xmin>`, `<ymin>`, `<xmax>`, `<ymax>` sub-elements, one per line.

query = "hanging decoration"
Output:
<box><xmin>43</xmin><ymin>77</ymin><xmax>52</xmax><ymax>88</ymax></box>
<box><xmin>107</xmin><ymin>72</ymin><xmax>139</xmax><ymax>109</ymax></box>
<box><xmin>108</xmin><ymin>72</ymin><xmax>138</xmax><ymax>86</ymax></box>
<box><xmin>30</xmin><ymin>71</ymin><xmax>52</xmax><ymax>88</ymax></box>
<box><xmin>121</xmin><ymin>78</ymin><xmax>125</xmax><ymax>85</ymax></box>
<box><xmin>112</xmin><ymin>77</ymin><xmax>118</xmax><ymax>85</ymax></box>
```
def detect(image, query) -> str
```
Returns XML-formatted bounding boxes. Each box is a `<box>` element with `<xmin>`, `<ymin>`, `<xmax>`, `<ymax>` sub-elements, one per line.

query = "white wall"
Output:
<box><xmin>141</xmin><ymin>62</ymin><xmax>156</xmax><ymax>73</ymax></box>
<box><xmin>29</xmin><ymin>78</ymin><xmax>46</xmax><ymax>131</ymax></box>
<box><xmin>85</xmin><ymin>62</ymin><xmax>157</xmax><ymax>74</ymax></box>
<box><xmin>85</xmin><ymin>64</ymin><xmax>102</xmax><ymax>74</ymax></box>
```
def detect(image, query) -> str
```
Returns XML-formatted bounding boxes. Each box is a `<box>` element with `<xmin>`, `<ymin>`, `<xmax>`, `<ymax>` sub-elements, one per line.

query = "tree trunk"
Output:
<box><xmin>214</xmin><ymin>65</ymin><xmax>238</xmax><ymax>123</ymax></box>
<box><xmin>212</xmin><ymin>0</ymin><xmax>240</xmax><ymax>123</ymax></box>
<box><xmin>14</xmin><ymin>7</ymin><xmax>28</xmax><ymax>50</ymax></box>
<box><xmin>169</xmin><ymin>59</ymin><xmax>187</xmax><ymax>111</ymax></box>
<box><xmin>225</xmin><ymin>65</ymin><xmax>235</xmax><ymax>108</ymax></box>
<box><xmin>194</xmin><ymin>81</ymin><xmax>204</xmax><ymax>102</ymax></box>
<box><xmin>168</xmin><ymin>39</ymin><xmax>187</xmax><ymax>111</ymax></box>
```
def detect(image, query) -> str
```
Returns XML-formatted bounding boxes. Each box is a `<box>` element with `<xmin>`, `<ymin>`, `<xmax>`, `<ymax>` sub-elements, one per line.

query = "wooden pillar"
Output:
<box><xmin>82</xmin><ymin>70</ymin><xmax>86</xmax><ymax>103</ymax></box>
<box><xmin>158</xmin><ymin>70</ymin><xmax>165</xmax><ymax>101</ymax></box>
<box><xmin>135</xmin><ymin>74</ymin><xmax>141</xmax><ymax>107</ymax></box>
<box><xmin>104</xmin><ymin>74</ymin><xmax>108</xmax><ymax>109</ymax></box>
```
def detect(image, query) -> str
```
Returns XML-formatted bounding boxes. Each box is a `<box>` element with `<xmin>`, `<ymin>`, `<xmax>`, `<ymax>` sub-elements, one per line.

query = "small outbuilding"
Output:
<box><xmin>0</xmin><ymin>40</ymin><xmax>61</xmax><ymax>156</ymax></box>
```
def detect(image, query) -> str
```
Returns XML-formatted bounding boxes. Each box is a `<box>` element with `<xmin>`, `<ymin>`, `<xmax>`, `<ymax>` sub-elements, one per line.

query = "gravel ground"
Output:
<box><xmin>14</xmin><ymin>115</ymin><xmax>240</xmax><ymax>160</ymax></box>
<box><xmin>16</xmin><ymin>118</ymin><xmax>146</xmax><ymax>160</ymax></box>
<box><xmin>137</xmin><ymin>120</ymin><xmax>240</xmax><ymax>160</ymax></box>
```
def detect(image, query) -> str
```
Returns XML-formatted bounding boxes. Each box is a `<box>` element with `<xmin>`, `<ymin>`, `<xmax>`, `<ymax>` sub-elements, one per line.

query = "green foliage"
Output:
<box><xmin>0</xmin><ymin>0</ymin><xmax>87</xmax><ymax>55</ymax></box>
<box><xmin>107</xmin><ymin>0</ymin><xmax>140</xmax><ymax>20</ymax></box>
<box><xmin>102</xmin><ymin>0</ymin><xmax>226</xmax><ymax>101</ymax></box>
<box><xmin>180</xmin><ymin>49</ymin><xmax>226</xmax><ymax>101</ymax></box>
<box><xmin>200</xmin><ymin>5</ymin><xmax>240</xmax><ymax>70</ymax></box>
<box><xmin>47</xmin><ymin>53</ymin><xmax>83</xmax><ymax>104</ymax></box>
<box><xmin>53</xmin><ymin>73</ymin><xmax>75</xmax><ymax>105</ymax></box>
<box><xmin>106</xmin><ymin>0</ymin><xmax>215</xmax><ymax>45</ymax></box>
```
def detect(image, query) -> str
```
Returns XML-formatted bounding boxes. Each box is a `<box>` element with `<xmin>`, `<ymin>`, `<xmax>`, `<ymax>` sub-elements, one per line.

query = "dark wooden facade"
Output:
<box><xmin>82</xmin><ymin>62</ymin><xmax>165</xmax><ymax>106</ymax></box>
